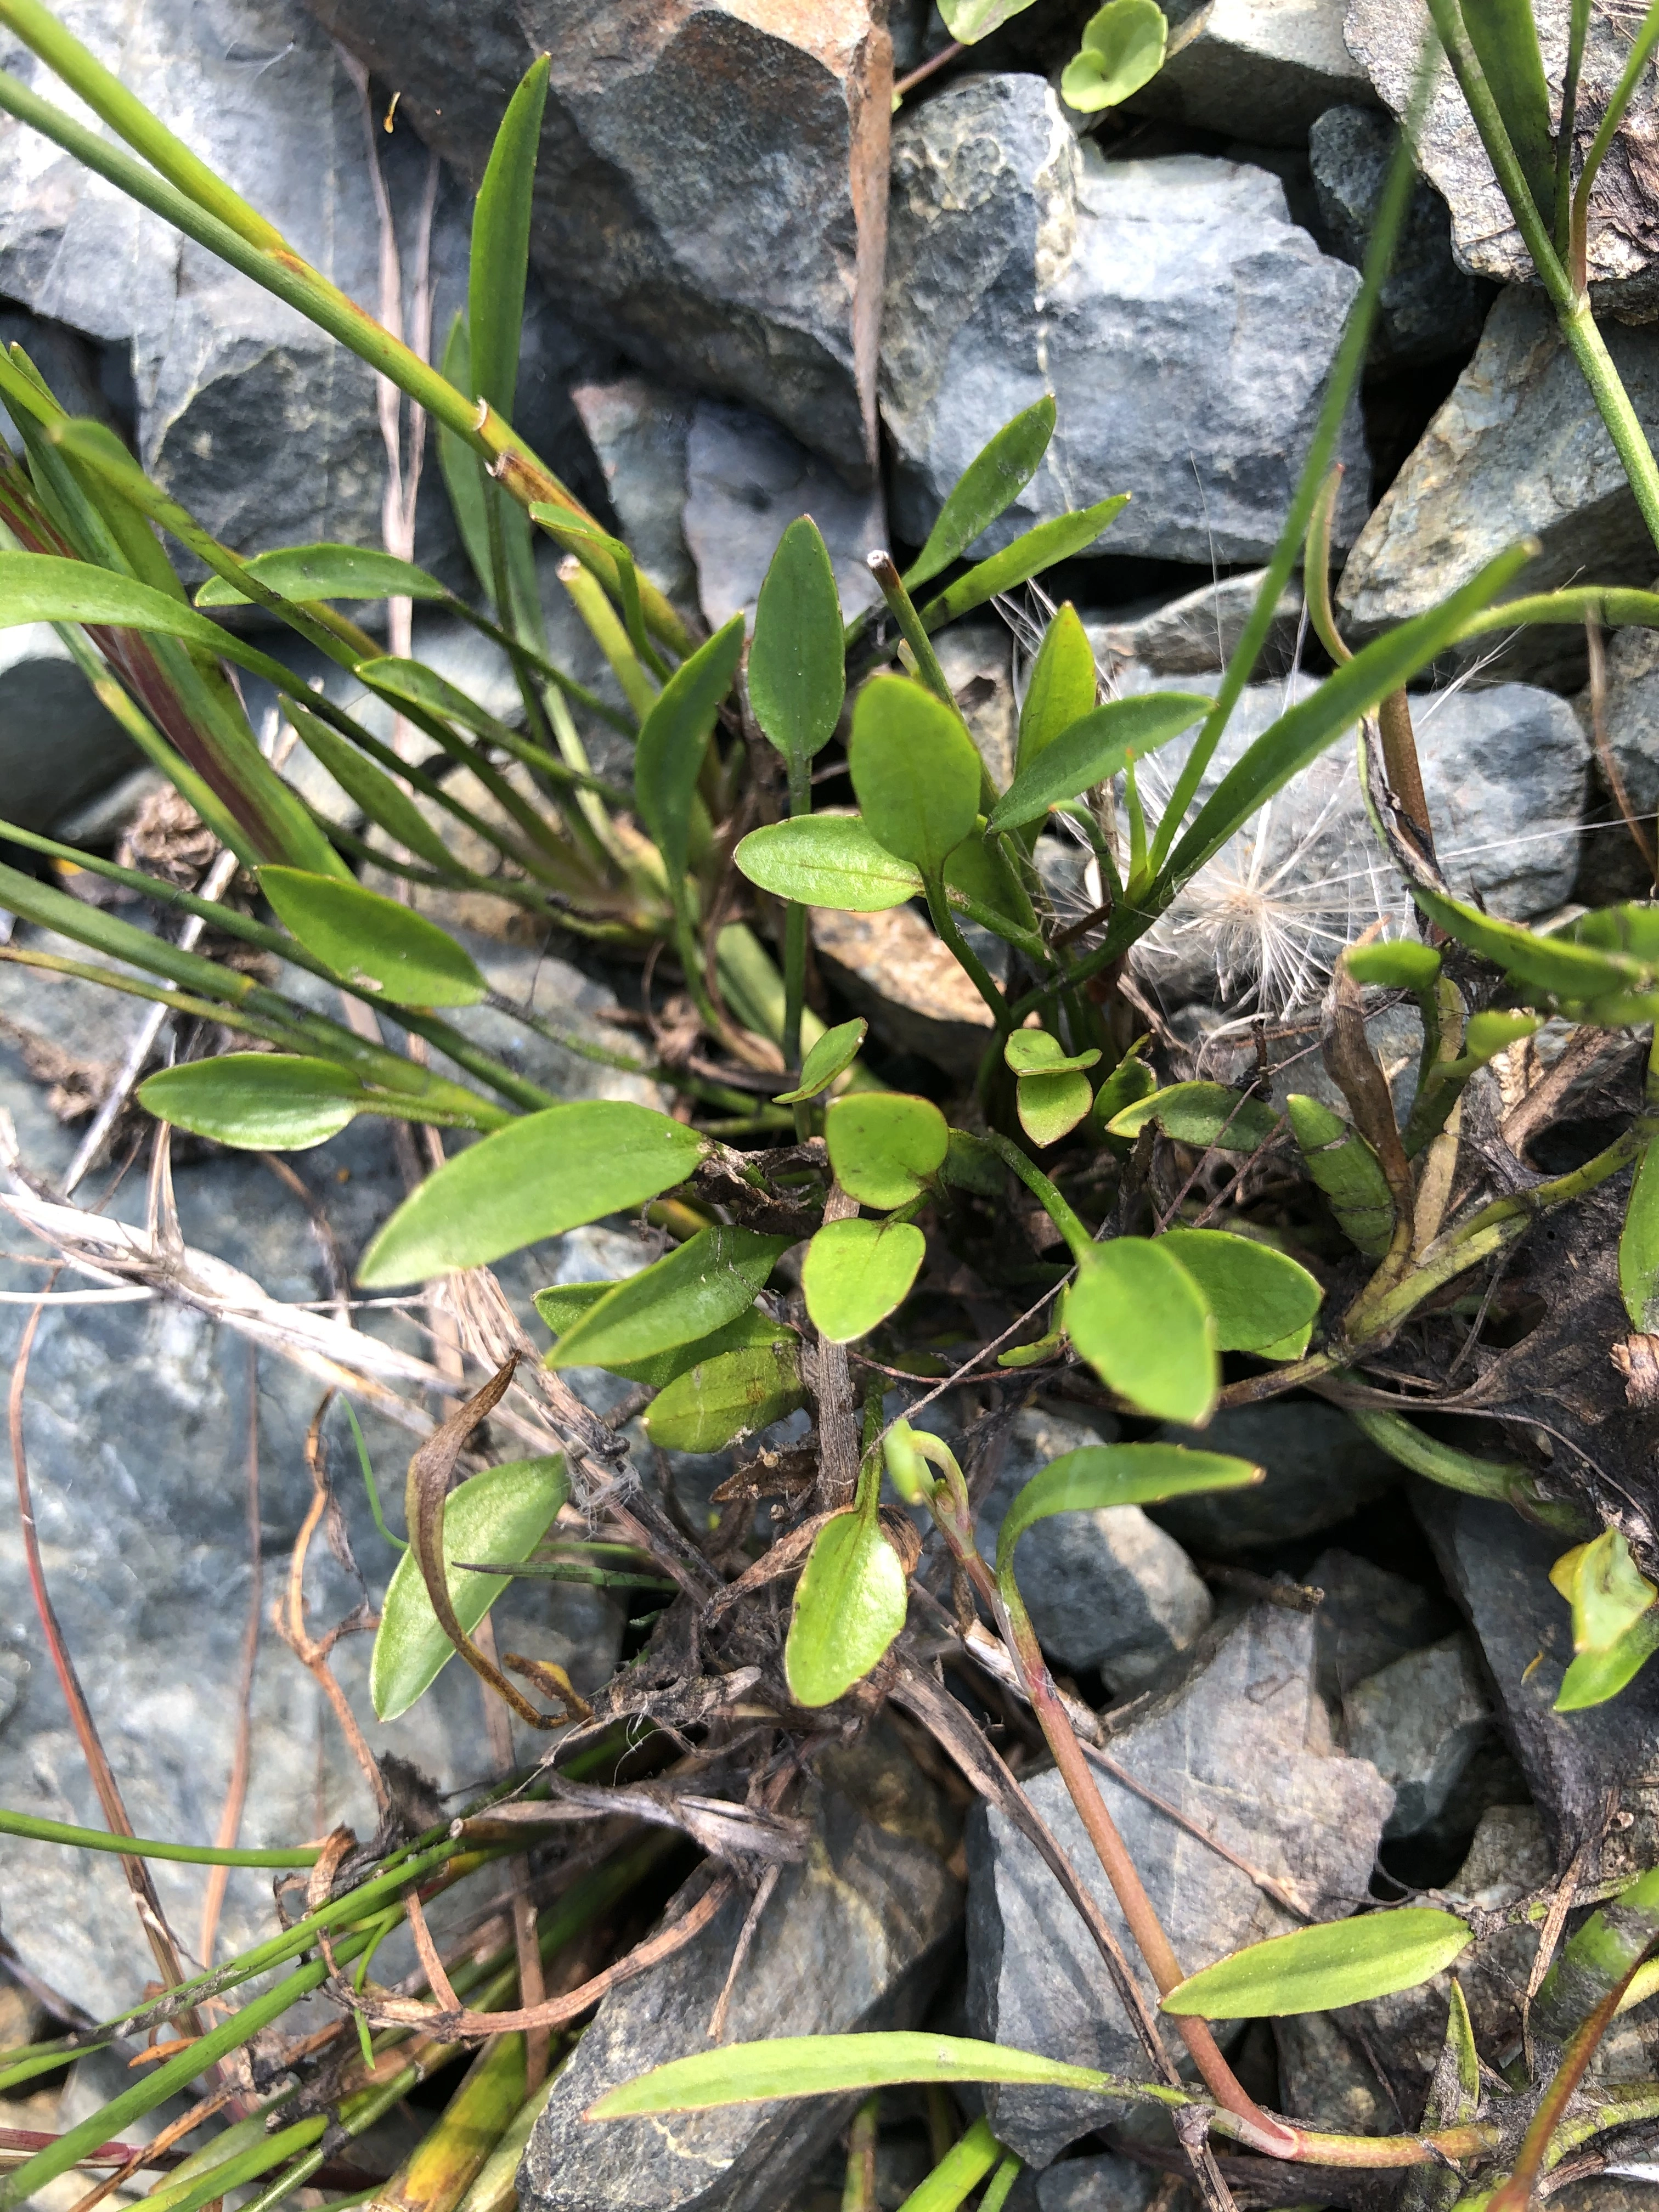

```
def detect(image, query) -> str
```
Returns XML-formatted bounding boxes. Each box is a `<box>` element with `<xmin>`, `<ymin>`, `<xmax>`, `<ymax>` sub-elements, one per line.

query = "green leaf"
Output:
<box><xmin>1065</xmin><ymin>1238</ymin><xmax>1217</xmax><ymax>1424</ymax></box>
<box><xmin>905</xmin><ymin>396</ymin><xmax>1056</xmax><ymax>592</ymax></box>
<box><xmin>937</xmin><ymin>0</ymin><xmax>1041</xmax><ymax>41</ymax></box>
<box><xmin>545</xmin><ymin>1226</ymin><xmax>790</xmax><ymax>1372</ymax></box>
<box><xmin>1423</xmin><ymin>887</ymin><xmax>1651</xmax><ymax>1006</ymax></box>
<box><xmin>635</xmin><ymin>614</ymin><xmax>747</xmax><ymax>887</ymax></box>
<box><xmin>370</xmin><ymin>1454</ymin><xmax>567</xmax><ymax>1720</ymax></box>
<box><xmin>941</xmin><ymin>1127</ymin><xmax>1005</xmax><ymax>1196</ymax></box>
<box><xmin>1062</xmin><ymin>0</ymin><xmax>1169</xmax><ymax>111</ymax></box>
<box><xmin>996</xmin><ymin>1442</ymin><xmax>1262</xmax><ymax>1580</ymax></box>
<box><xmin>358</xmin><ymin>1103</ymin><xmax>708</xmax><ymax>1285</ymax></box>
<box><xmin>139</xmin><ymin>1054</ymin><xmax>365</xmax><ymax>1151</ymax></box>
<box><xmin>584</xmin><ymin>2032</ymin><xmax>1115</xmax><ymax>2119</ymax></box>
<box><xmin>1016</xmin><ymin>1068</ymin><xmax>1095</xmax><ymax>1148</ymax></box>
<box><xmin>1017</xmin><ymin>603</ymin><xmax>1098</xmax><ymax>775</ymax></box>
<box><xmin>1461</xmin><ymin>0</ymin><xmax>1556</xmax><ymax>226</ymax></box>
<box><xmin>469</xmin><ymin>53</ymin><xmax>550</xmax><ymax>421</ymax></box>
<box><xmin>1165</xmin><ymin>543</ymin><xmax>1538</xmax><ymax>890</ymax></box>
<box><xmin>803</xmin><ymin>1218</ymin><xmax>926</xmax><ymax>1344</ymax></box>
<box><xmin>919</xmin><ymin>498</ymin><xmax>1130</xmax><ymax>631</ymax></box>
<box><xmin>259</xmin><ymin>867</ymin><xmax>486</xmax><ymax>1007</ymax></box>
<box><xmin>749</xmin><ymin>516</ymin><xmax>845</xmax><ymax>767</ymax></box>
<box><xmin>944</xmin><ymin>827</ymin><xmax>1040</xmax><ymax>939</ymax></box>
<box><xmin>1286</xmin><ymin>1094</ymin><xmax>1395</xmax><ymax>1257</ymax></box>
<box><xmin>0</xmin><ymin>546</ymin><xmax>278</xmax><ymax>656</ymax></box>
<box><xmin>1005</xmin><ymin>1031</ymin><xmax>1100</xmax><ymax>1076</ymax></box>
<box><xmin>354</xmin><ymin>654</ymin><xmax>519</xmax><ymax>746</ymax></box>
<box><xmin>1343</xmin><ymin>940</ymin><xmax>1441</xmax><ymax>990</ymax></box>
<box><xmin>1093</xmin><ymin>1049</ymin><xmax>1156</xmax><ymax>1136</ymax></box>
<box><xmin>534</xmin><ymin>1283</ymin><xmax>787</xmax><ymax>1387</ymax></box>
<box><xmin>194</xmin><ymin>544</ymin><xmax>449</xmax><ymax>608</ymax></box>
<box><xmin>774</xmin><ymin>1017</ymin><xmax>867</xmax><ymax>1105</ymax></box>
<box><xmin>1550</xmin><ymin>1528</ymin><xmax>1657</xmax><ymax>1656</ymax></box>
<box><xmin>735</xmin><ymin>815</ymin><xmax>922</xmax><ymax>912</ymax></box>
<box><xmin>1159</xmin><ymin>1227</ymin><xmax>1323</xmax><ymax>1361</ymax></box>
<box><xmin>643</xmin><ymin>1339</ymin><xmax>806</xmax><ymax>1453</ymax></box>
<box><xmin>785</xmin><ymin>1509</ymin><xmax>910</xmax><ymax>1706</ymax></box>
<box><xmin>1621</xmin><ymin>1141</ymin><xmax>1659</xmax><ymax>1331</ymax></box>
<box><xmin>1556</xmin><ymin>1607</ymin><xmax>1659</xmax><ymax>1711</ymax></box>
<box><xmin>848</xmin><ymin>675</ymin><xmax>982</xmax><ymax>875</ymax></box>
<box><xmin>1162</xmin><ymin>1908</ymin><xmax>1474</xmax><ymax>2019</ymax></box>
<box><xmin>826</xmin><ymin>1093</ymin><xmax>949</xmax><ymax>1210</ymax></box>
<box><xmin>1106</xmin><ymin>1081</ymin><xmax>1280</xmax><ymax>1152</ymax></box>
<box><xmin>281</xmin><ymin>706</ymin><xmax>458</xmax><ymax>874</ymax></box>
<box><xmin>991</xmin><ymin>691</ymin><xmax>1210</xmax><ymax>833</ymax></box>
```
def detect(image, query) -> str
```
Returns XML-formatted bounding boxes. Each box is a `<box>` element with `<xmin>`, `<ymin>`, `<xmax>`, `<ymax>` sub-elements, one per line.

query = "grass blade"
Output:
<box><xmin>469</xmin><ymin>54</ymin><xmax>550</xmax><ymax>421</ymax></box>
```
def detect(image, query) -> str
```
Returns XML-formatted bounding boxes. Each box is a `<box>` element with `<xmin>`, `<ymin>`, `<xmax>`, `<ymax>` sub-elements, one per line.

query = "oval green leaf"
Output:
<box><xmin>536</xmin><ymin>1284</ymin><xmax>787</xmax><ymax>1387</ymax></box>
<box><xmin>749</xmin><ymin>515</ymin><xmax>845</xmax><ymax>766</ymax></box>
<box><xmin>990</xmin><ymin>692</ymin><xmax>1210</xmax><ymax>832</ymax></box>
<box><xmin>1550</xmin><ymin>1528</ymin><xmax>1657</xmax><ymax>1657</ymax></box>
<box><xmin>1016</xmin><ymin>1068</ymin><xmax>1095</xmax><ymax>1148</ymax></box>
<box><xmin>1342</xmin><ymin>940</ymin><xmax>1441</xmax><ymax>990</ymax></box>
<box><xmin>358</xmin><ymin>1103</ymin><xmax>708</xmax><ymax>1285</ymax></box>
<box><xmin>1622</xmin><ymin>1142</ymin><xmax>1659</xmax><ymax>1332</ymax></box>
<box><xmin>849</xmin><ymin>675</ymin><xmax>982</xmax><ymax>876</ymax></box>
<box><xmin>775</xmin><ymin>1017</ymin><xmax>868</xmax><ymax>1105</ymax></box>
<box><xmin>370</xmin><ymin>1454</ymin><xmax>567</xmax><ymax>1720</ymax></box>
<box><xmin>261</xmin><ymin>867</ymin><xmax>486</xmax><ymax>1007</ymax></box>
<box><xmin>139</xmin><ymin>1054</ymin><xmax>365</xmax><ymax>1151</ymax></box>
<box><xmin>803</xmin><ymin>1218</ymin><xmax>926</xmax><ymax>1344</ymax></box>
<box><xmin>585</xmin><ymin>2031</ymin><xmax>1114</xmax><ymax>2119</ymax></box>
<box><xmin>826</xmin><ymin>1093</ymin><xmax>949</xmax><ymax>1211</ymax></box>
<box><xmin>904</xmin><ymin>396</ymin><xmax>1056</xmax><ymax>592</ymax></box>
<box><xmin>1159</xmin><ymin>1227</ymin><xmax>1323</xmax><ymax>1361</ymax></box>
<box><xmin>918</xmin><ymin>496</ymin><xmax>1129</xmax><ymax>630</ymax></box>
<box><xmin>194</xmin><ymin>544</ymin><xmax>450</xmax><ymax>608</ymax></box>
<box><xmin>546</xmin><ymin>1226</ymin><xmax>791</xmax><ymax>1372</ymax></box>
<box><xmin>1065</xmin><ymin>1238</ymin><xmax>1217</xmax><ymax>1425</ymax></box>
<box><xmin>785</xmin><ymin>1510</ymin><xmax>910</xmax><ymax>1707</ymax></box>
<box><xmin>636</xmin><ymin>614</ymin><xmax>747</xmax><ymax>885</ymax></box>
<box><xmin>1017</xmin><ymin>603</ymin><xmax>1098</xmax><ymax>775</ymax></box>
<box><xmin>1005</xmin><ymin>1031</ymin><xmax>1099</xmax><ymax>1076</ymax></box>
<box><xmin>1556</xmin><ymin>1607</ymin><xmax>1659</xmax><ymax>1712</ymax></box>
<box><xmin>643</xmin><ymin>1339</ymin><xmax>806</xmax><ymax>1453</ymax></box>
<box><xmin>1161</xmin><ymin>1908</ymin><xmax>1474</xmax><ymax>2019</ymax></box>
<box><xmin>735</xmin><ymin>815</ymin><xmax>923</xmax><ymax>913</ymax></box>
<box><xmin>996</xmin><ymin>1442</ymin><xmax>1262</xmax><ymax>1580</ymax></box>
<box><xmin>1062</xmin><ymin>0</ymin><xmax>1169</xmax><ymax>111</ymax></box>
<box><xmin>1106</xmin><ymin>1081</ymin><xmax>1281</xmax><ymax>1153</ymax></box>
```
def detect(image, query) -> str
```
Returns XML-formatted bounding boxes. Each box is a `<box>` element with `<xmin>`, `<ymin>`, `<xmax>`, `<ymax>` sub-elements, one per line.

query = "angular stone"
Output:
<box><xmin>978</xmin><ymin>1410</ymin><xmax>1212</xmax><ymax>1690</ymax></box>
<box><xmin>682</xmin><ymin>400</ymin><xmax>884</xmax><ymax>628</ymax></box>
<box><xmin>1088</xmin><ymin>571</ymin><xmax>1302</xmax><ymax>681</ymax></box>
<box><xmin>1414</xmin><ymin>1486</ymin><xmax>1659</xmax><ymax>1864</ymax></box>
<box><xmin>1307</xmin><ymin>1547</ymin><xmax>1458</xmax><ymax>1714</ymax></box>
<box><xmin>1273</xmin><ymin>2006</ymin><xmax>1393</xmax><ymax>2137</ymax></box>
<box><xmin>882</xmin><ymin>75</ymin><xmax>1369</xmax><ymax>568</ymax></box>
<box><xmin>1150</xmin><ymin>1403</ymin><xmax>1399</xmax><ymax>1555</ymax></box>
<box><xmin>1126</xmin><ymin>0</ymin><xmax>1374</xmax><ymax>146</ymax></box>
<box><xmin>1344</xmin><ymin>1633</ymin><xmax>1495</xmax><ymax>1839</ymax></box>
<box><xmin>520</xmin><ymin>1731</ymin><xmax>962</xmax><ymax>2212</ymax></box>
<box><xmin>0</xmin><ymin>625</ymin><xmax>138</xmax><ymax>834</ymax></box>
<box><xmin>1575</xmin><ymin>613</ymin><xmax>1659</xmax><ymax>901</ymax></box>
<box><xmin>1308</xmin><ymin>106</ymin><xmax>1491</xmax><ymax>368</ymax></box>
<box><xmin>306</xmin><ymin>0</ymin><xmax>894</xmax><ymax>479</ymax></box>
<box><xmin>1345</xmin><ymin>0</ymin><xmax>1659</xmax><ymax>317</ymax></box>
<box><xmin>1338</xmin><ymin>287</ymin><xmax>1659</xmax><ymax>685</ymax></box>
<box><xmin>809</xmin><ymin>901</ymin><xmax>997</xmax><ymax>1077</ymax></box>
<box><xmin>1036</xmin><ymin>2154</ymin><xmax>1159</xmax><ymax>2212</ymax></box>
<box><xmin>572</xmin><ymin>376</ymin><xmax>698</xmax><ymax>617</ymax></box>
<box><xmin>936</xmin><ymin>617</ymin><xmax>1018</xmax><ymax>790</ymax></box>
<box><xmin>966</xmin><ymin>1602</ymin><xmax>1394</xmax><ymax>2166</ymax></box>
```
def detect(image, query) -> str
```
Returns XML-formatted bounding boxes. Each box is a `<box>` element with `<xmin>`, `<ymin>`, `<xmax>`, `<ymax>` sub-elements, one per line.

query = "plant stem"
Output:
<box><xmin>981</xmin><ymin>1129</ymin><xmax>1092</xmax><ymax>1260</ymax></box>
<box><xmin>924</xmin><ymin>876</ymin><xmax>1009</xmax><ymax>1039</ymax></box>
<box><xmin>0</xmin><ymin>1810</ymin><xmax>318</xmax><ymax>1866</ymax></box>
<box><xmin>1559</xmin><ymin>303</ymin><xmax>1659</xmax><ymax>554</ymax></box>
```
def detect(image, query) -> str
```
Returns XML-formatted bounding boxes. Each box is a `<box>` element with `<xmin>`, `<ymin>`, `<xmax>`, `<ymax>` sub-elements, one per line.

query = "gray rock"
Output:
<box><xmin>882</xmin><ymin>77</ymin><xmax>1369</xmax><ymax>569</ymax></box>
<box><xmin>1125</xmin><ymin>0</ymin><xmax>1374</xmax><ymax>146</ymax></box>
<box><xmin>1415</xmin><ymin>1486</ymin><xmax>1659</xmax><ymax>1865</ymax></box>
<box><xmin>1307</xmin><ymin>1547</ymin><xmax>1458</xmax><ymax>1713</ymax></box>
<box><xmin>1575</xmin><ymin>613</ymin><xmax>1659</xmax><ymax>900</ymax></box>
<box><xmin>1273</xmin><ymin>2006</ymin><xmax>1393</xmax><ymax>2137</ymax></box>
<box><xmin>1150</xmin><ymin>1403</ymin><xmax>1396</xmax><ymax>1553</ymax></box>
<box><xmin>519</xmin><ymin>1731</ymin><xmax>962</xmax><ymax>2212</ymax></box>
<box><xmin>1344</xmin><ymin>1633</ymin><xmax>1495</xmax><ymax>1839</ymax></box>
<box><xmin>1338</xmin><ymin>285</ymin><xmax>1659</xmax><ymax>686</ymax></box>
<box><xmin>682</xmin><ymin>400</ymin><xmax>884</xmax><ymax>628</ymax></box>
<box><xmin>1087</xmin><ymin>571</ymin><xmax>1302</xmax><ymax>681</ymax></box>
<box><xmin>1035</xmin><ymin>2153</ymin><xmax>1160</xmax><ymax>2212</ymax></box>
<box><xmin>809</xmin><ymin>900</ymin><xmax>998</xmax><ymax>1077</ymax></box>
<box><xmin>1345</xmin><ymin>0</ymin><xmax>1659</xmax><ymax>318</ymax></box>
<box><xmin>937</xmin><ymin>617</ymin><xmax>1018</xmax><ymax>790</ymax></box>
<box><xmin>966</xmin><ymin>1602</ymin><xmax>1394</xmax><ymax>2166</ymax></box>
<box><xmin>572</xmin><ymin>376</ymin><xmax>698</xmax><ymax>616</ymax></box>
<box><xmin>1308</xmin><ymin>106</ymin><xmax>1492</xmax><ymax>369</ymax></box>
<box><xmin>306</xmin><ymin>0</ymin><xmax>893</xmax><ymax>480</ymax></box>
<box><xmin>978</xmin><ymin>1410</ymin><xmax>1213</xmax><ymax>1690</ymax></box>
<box><xmin>0</xmin><ymin>625</ymin><xmax>138</xmax><ymax>834</ymax></box>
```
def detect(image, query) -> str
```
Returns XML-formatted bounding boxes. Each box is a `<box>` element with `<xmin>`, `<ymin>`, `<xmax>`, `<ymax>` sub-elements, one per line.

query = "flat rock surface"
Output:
<box><xmin>1128</xmin><ymin>0</ymin><xmax>1373</xmax><ymax>145</ymax></box>
<box><xmin>966</xmin><ymin>1601</ymin><xmax>1393</xmax><ymax>2166</ymax></box>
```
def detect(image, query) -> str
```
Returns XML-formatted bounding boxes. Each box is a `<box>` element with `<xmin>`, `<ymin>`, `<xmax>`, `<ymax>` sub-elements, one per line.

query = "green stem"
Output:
<box><xmin>1559</xmin><ymin>303</ymin><xmax>1659</xmax><ymax>555</ymax></box>
<box><xmin>924</xmin><ymin>874</ymin><xmax>1009</xmax><ymax>1038</ymax></box>
<box><xmin>981</xmin><ymin>1128</ymin><xmax>1092</xmax><ymax>1261</ymax></box>
<box><xmin>894</xmin><ymin>2118</ymin><xmax>1001</xmax><ymax>2212</ymax></box>
<box><xmin>0</xmin><ymin>1808</ymin><xmax>317</xmax><ymax>1865</ymax></box>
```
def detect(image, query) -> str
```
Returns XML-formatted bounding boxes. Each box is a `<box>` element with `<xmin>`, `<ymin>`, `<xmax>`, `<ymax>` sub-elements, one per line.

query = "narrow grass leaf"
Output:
<box><xmin>194</xmin><ymin>545</ymin><xmax>449</xmax><ymax>608</ymax></box>
<box><xmin>803</xmin><ymin>1218</ymin><xmax>926</xmax><ymax>1343</ymax></box>
<box><xmin>785</xmin><ymin>1510</ymin><xmax>910</xmax><ymax>1706</ymax></box>
<box><xmin>281</xmin><ymin>706</ymin><xmax>457</xmax><ymax>873</ymax></box>
<box><xmin>919</xmin><ymin>496</ymin><xmax>1129</xmax><ymax>629</ymax></box>
<box><xmin>1162</xmin><ymin>1909</ymin><xmax>1474</xmax><ymax>2018</ymax></box>
<box><xmin>775</xmin><ymin>1017</ymin><xmax>867</xmax><ymax>1104</ymax></box>
<box><xmin>1159</xmin><ymin>1227</ymin><xmax>1323</xmax><ymax>1360</ymax></box>
<box><xmin>992</xmin><ymin>692</ymin><xmax>1211</xmax><ymax>831</ymax></box>
<box><xmin>586</xmin><ymin>2033</ymin><xmax>1114</xmax><ymax>2118</ymax></box>
<box><xmin>904</xmin><ymin>396</ymin><xmax>1056</xmax><ymax>590</ymax></box>
<box><xmin>468</xmin><ymin>53</ymin><xmax>550</xmax><ymax>421</ymax></box>
<box><xmin>139</xmin><ymin>1054</ymin><xmax>364</xmax><ymax>1150</ymax></box>
<box><xmin>636</xmin><ymin>614</ymin><xmax>747</xmax><ymax>885</ymax></box>
<box><xmin>1064</xmin><ymin>1238</ymin><xmax>1217</xmax><ymax>1424</ymax></box>
<box><xmin>749</xmin><ymin>516</ymin><xmax>845</xmax><ymax>765</ymax></box>
<box><xmin>261</xmin><ymin>867</ymin><xmax>486</xmax><ymax>1006</ymax></box>
<box><xmin>996</xmin><ymin>1442</ymin><xmax>1262</xmax><ymax>1578</ymax></box>
<box><xmin>848</xmin><ymin>675</ymin><xmax>981</xmax><ymax>873</ymax></box>
<box><xmin>736</xmin><ymin>816</ymin><xmax>923</xmax><ymax>912</ymax></box>
<box><xmin>370</xmin><ymin>1455</ymin><xmax>567</xmax><ymax>1720</ymax></box>
<box><xmin>1461</xmin><ymin>0</ymin><xmax>1556</xmax><ymax>223</ymax></box>
<box><xmin>643</xmin><ymin>1340</ymin><xmax>806</xmax><ymax>1452</ymax></box>
<box><xmin>1622</xmin><ymin>1142</ymin><xmax>1659</xmax><ymax>1331</ymax></box>
<box><xmin>827</xmin><ymin>1093</ymin><xmax>949</xmax><ymax>1210</ymax></box>
<box><xmin>358</xmin><ymin>1103</ymin><xmax>708</xmax><ymax>1284</ymax></box>
<box><xmin>546</xmin><ymin>1226</ymin><xmax>791</xmax><ymax>1370</ymax></box>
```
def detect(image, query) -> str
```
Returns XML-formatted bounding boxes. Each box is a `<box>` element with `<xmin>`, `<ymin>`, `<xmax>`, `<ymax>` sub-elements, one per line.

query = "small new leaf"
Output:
<box><xmin>996</xmin><ymin>1442</ymin><xmax>1261</xmax><ymax>1580</ymax></box>
<box><xmin>803</xmin><ymin>1218</ymin><xmax>926</xmax><ymax>1344</ymax></box>
<box><xmin>775</xmin><ymin>1018</ymin><xmax>867</xmax><ymax>1104</ymax></box>
<box><xmin>635</xmin><ymin>615</ymin><xmax>747</xmax><ymax>886</ymax></box>
<box><xmin>904</xmin><ymin>396</ymin><xmax>1056</xmax><ymax>591</ymax></box>
<box><xmin>785</xmin><ymin>1509</ymin><xmax>910</xmax><ymax>1707</ymax></box>
<box><xmin>749</xmin><ymin>516</ymin><xmax>845</xmax><ymax>767</ymax></box>
<box><xmin>826</xmin><ymin>1093</ymin><xmax>949</xmax><ymax>1210</ymax></box>
<box><xmin>990</xmin><ymin>692</ymin><xmax>1209</xmax><ymax>832</ymax></box>
<box><xmin>1061</xmin><ymin>0</ymin><xmax>1168</xmax><ymax>112</ymax></box>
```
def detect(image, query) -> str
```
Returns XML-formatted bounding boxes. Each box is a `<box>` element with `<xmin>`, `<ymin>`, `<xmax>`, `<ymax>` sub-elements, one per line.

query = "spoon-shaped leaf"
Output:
<box><xmin>736</xmin><ymin>816</ymin><xmax>923</xmax><ymax>912</ymax></box>
<box><xmin>260</xmin><ymin>867</ymin><xmax>486</xmax><ymax>1007</ymax></box>
<box><xmin>849</xmin><ymin>675</ymin><xmax>981</xmax><ymax>875</ymax></box>
<box><xmin>1017</xmin><ymin>603</ymin><xmax>1099</xmax><ymax>775</ymax></box>
<box><xmin>358</xmin><ymin>1103</ymin><xmax>708</xmax><ymax>1285</ymax></box>
<box><xmin>194</xmin><ymin>543</ymin><xmax>450</xmax><ymax>607</ymax></box>
<box><xmin>1159</xmin><ymin>1227</ymin><xmax>1323</xmax><ymax>1361</ymax></box>
<box><xmin>904</xmin><ymin>396</ymin><xmax>1056</xmax><ymax>591</ymax></box>
<box><xmin>775</xmin><ymin>1017</ymin><xmax>867</xmax><ymax>1104</ymax></box>
<box><xmin>803</xmin><ymin>1218</ymin><xmax>926</xmax><ymax>1344</ymax></box>
<box><xmin>1161</xmin><ymin>1909</ymin><xmax>1474</xmax><ymax>2019</ymax></box>
<box><xmin>1015</xmin><ymin>1068</ymin><xmax>1095</xmax><ymax>1148</ymax></box>
<box><xmin>990</xmin><ymin>692</ymin><xmax>1210</xmax><ymax>832</ymax></box>
<box><xmin>370</xmin><ymin>1454</ymin><xmax>567</xmax><ymax>1720</ymax></box>
<box><xmin>1005</xmin><ymin>1031</ymin><xmax>1100</xmax><ymax>1076</ymax></box>
<box><xmin>546</xmin><ymin>1226</ymin><xmax>791</xmax><ymax>1372</ymax></box>
<box><xmin>918</xmin><ymin>497</ymin><xmax>1129</xmax><ymax>629</ymax></box>
<box><xmin>1106</xmin><ymin>1082</ymin><xmax>1281</xmax><ymax>1153</ymax></box>
<box><xmin>826</xmin><ymin>1093</ymin><xmax>949</xmax><ymax>1210</ymax></box>
<box><xmin>785</xmin><ymin>1509</ymin><xmax>910</xmax><ymax>1707</ymax></box>
<box><xmin>749</xmin><ymin>516</ymin><xmax>845</xmax><ymax>768</ymax></box>
<box><xmin>635</xmin><ymin>614</ymin><xmax>747</xmax><ymax>885</ymax></box>
<box><xmin>644</xmin><ymin>1340</ymin><xmax>807</xmax><ymax>1453</ymax></box>
<box><xmin>1061</xmin><ymin>0</ymin><xmax>1169</xmax><ymax>111</ymax></box>
<box><xmin>996</xmin><ymin>1442</ymin><xmax>1262</xmax><ymax>1579</ymax></box>
<box><xmin>1065</xmin><ymin>1238</ymin><xmax>1217</xmax><ymax>1424</ymax></box>
<box><xmin>139</xmin><ymin>1054</ymin><xmax>365</xmax><ymax>1151</ymax></box>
